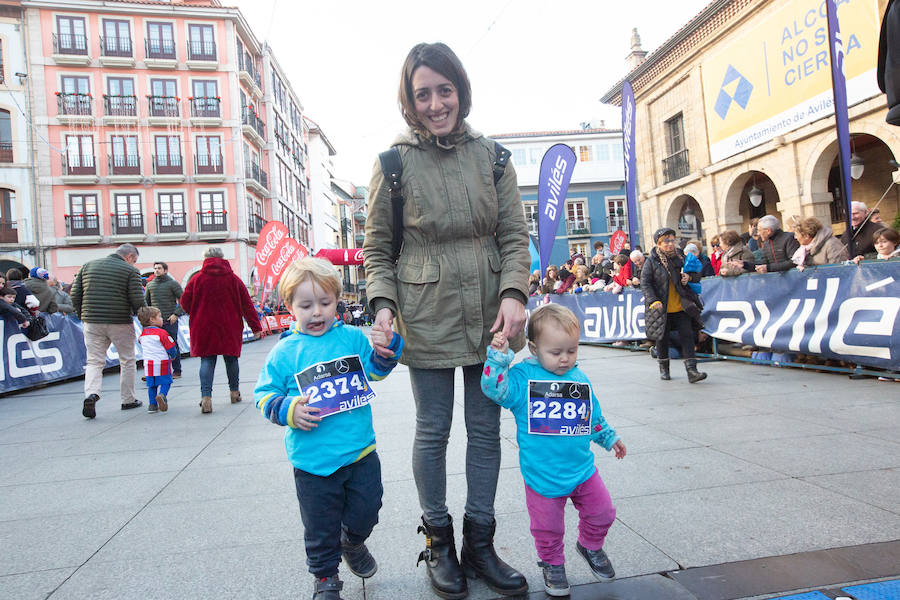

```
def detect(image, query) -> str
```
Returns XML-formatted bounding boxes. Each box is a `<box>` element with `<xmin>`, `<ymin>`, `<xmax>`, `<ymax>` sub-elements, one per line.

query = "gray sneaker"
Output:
<box><xmin>575</xmin><ymin>541</ymin><xmax>615</xmax><ymax>581</ymax></box>
<box><xmin>538</xmin><ymin>561</ymin><xmax>569</xmax><ymax>597</ymax></box>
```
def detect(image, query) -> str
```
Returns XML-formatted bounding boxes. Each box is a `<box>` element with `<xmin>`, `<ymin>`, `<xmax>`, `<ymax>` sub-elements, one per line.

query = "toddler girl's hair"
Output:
<box><xmin>527</xmin><ymin>303</ymin><xmax>580</xmax><ymax>344</ymax></box>
<box><xmin>137</xmin><ymin>306</ymin><xmax>161</xmax><ymax>327</ymax></box>
<box><xmin>278</xmin><ymin>257</ymin><xmax>342</xmax><ymax>305</ymax></box>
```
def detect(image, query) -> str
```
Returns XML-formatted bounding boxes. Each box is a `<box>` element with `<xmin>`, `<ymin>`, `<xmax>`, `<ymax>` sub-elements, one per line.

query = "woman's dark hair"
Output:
<box><xmin>398</xmin><ymin>42</ymin><xmax>472</xmax><ymax>131</ymax></box>
<box><xmin>6</xmin><ymin>268</ymin><xmax>23</xmax><ymax>281</ymax></box>
<box><xmin>874</xmin><ymin>227</ymin><xmax>900</xmax><ymax>246</ymax></box>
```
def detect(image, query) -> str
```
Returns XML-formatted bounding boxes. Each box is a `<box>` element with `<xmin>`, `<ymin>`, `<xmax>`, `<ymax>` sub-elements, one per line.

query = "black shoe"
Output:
<box><xmin>121</xmin><ymin>400</ymin><xmax>143</xmax><ymax>410</ymax></box>
<box><xmin>460</xmin><ymin>516</ymin><xmax>528</xmax><ymax>596</ymax></box>
<box><xmin>575</xmin><ymin>541</ymin><xmax>615</xmax><ymax>581</ymax></box>
<box><xmin>417</xmin><ymin>516</ymin><xmax>468</xmax><ymax>599</ymax></box>
<box><xmin>685</xmin><ymin>359</ymin><xmax>707</xmax><ymax>384</ymax></box>
<box><xmin>658</xmin><ymin>359</ymin><xmax>671</xmax><ymax>380</ymax></box>
<box><xmin>312</xmin><ymin>574</ymin><xmax>344</xmax><ymax>600</ymax></box>
<box><xmin>538</xmin><ymin>561</ymin><xmax>570</xmax><ymax>597</ymax></box>
<box><xmin>82</xmin><ymin>394</ymin><xmax>99</xmax><ymax>419</ymax></box>
<box><xmin>341</xmin><ymin>529</ymin><xmax>377</xmax><ymax>578</ymax></box>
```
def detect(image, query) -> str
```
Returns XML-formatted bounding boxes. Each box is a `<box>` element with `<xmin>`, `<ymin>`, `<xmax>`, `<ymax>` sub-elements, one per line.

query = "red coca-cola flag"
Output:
<box><xmin>254</xmin><ymin>221</ymin><xmax>290</xmax><ymax>288</ymax></box>
<box><xmin>315</xmin><ymin>248</ymin><xmax>364</xmax><ymax>266</ymax></box>
<box><xmin>610</xmin><ymin>230</ymin><xmax>628</xmax><ymax>256</ymax></box>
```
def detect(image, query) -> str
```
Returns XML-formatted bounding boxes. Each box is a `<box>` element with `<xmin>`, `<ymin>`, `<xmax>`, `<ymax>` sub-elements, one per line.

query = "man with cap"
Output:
<box><xmin>24</xmin><ymin>267</ymin><xmax>59</xmax><ymax>314</ymax></box>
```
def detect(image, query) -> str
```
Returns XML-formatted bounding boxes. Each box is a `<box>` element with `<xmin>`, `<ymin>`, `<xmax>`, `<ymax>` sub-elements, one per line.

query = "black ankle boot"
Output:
<box><xmin>312</xmin><ymin>574</ymin><xmax>344</xmax><ymax>600</ymax></box>
<box><xmin>685</xmin><ymin>359</ymin><xmax>707</xmax><ymax>383</ymax></box>
<box><xmin>417</xmin><ymin>516</ymin><xmax>467</xmax><ymax>599</ymax></box>
<box><xmin>658</xmin><ymin>359</ymin><xmax>671</xmax><ymax>380</ymax></box>
<box><xmin>459</xmin><ymin>516</ymin><xmax>528</xmax><ymax>596</ymax></box>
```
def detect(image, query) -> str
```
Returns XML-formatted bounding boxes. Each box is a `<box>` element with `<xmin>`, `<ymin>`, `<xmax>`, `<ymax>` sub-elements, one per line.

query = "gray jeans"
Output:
<box><xmin>409</xmin><ymin>363</ymin><xmax>501</xmax><ymax>527</ymax></box>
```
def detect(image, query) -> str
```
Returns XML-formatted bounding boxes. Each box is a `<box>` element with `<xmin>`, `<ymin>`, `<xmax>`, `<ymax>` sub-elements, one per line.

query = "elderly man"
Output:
<box><xmin>753</xmin><ymin>215</ymin><xmax>800</xmax><ymax>273</ymax></box>
<box><xmin>144</xmin><ymin>261</ymin><xmax>185</xmax><ymax>378</ymax></box>
<box><xmin>629</xmin><ymin>250</ymin><xmax>645</xmax><ymax>286</ymax></box>
<box><xmin>840</xmin><ymin>201</ymin><xmax>881</xmax><ymax>256</ymax></box>
<box><xmin>71</xmin><ymin>243</ymin><xmax>145</xmax><ymax>418</ymax></box>
<box><xmin>24</xmin><ymin>267</ymin><xmax>59</xmax><ymax>313</ymax></box>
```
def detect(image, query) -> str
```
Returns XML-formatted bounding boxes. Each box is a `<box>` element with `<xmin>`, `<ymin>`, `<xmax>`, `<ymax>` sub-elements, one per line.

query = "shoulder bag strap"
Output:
<box><xmin>378</xmin><ymin>147</ymin><xmax>403</xmax><ymax>263</ymax></box>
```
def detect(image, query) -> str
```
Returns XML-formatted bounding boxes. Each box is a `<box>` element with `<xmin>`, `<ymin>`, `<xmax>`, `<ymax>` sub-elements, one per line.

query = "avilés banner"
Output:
<box><xmin>537</xmin><ymin>144</ymin><xmax>577</xmax><ymax>277</ymax></box>
<box><xmin>621</xmin><ymin>80</ymin><xmax>639</xmax><ymax>247</ymax></box>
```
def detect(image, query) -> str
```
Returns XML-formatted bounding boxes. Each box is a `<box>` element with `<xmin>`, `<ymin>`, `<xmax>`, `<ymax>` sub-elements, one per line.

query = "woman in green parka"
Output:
<box><xmin>364</xmin><ymin>42</ymin><xmax>530</xmax><ymax>599</ymax></box>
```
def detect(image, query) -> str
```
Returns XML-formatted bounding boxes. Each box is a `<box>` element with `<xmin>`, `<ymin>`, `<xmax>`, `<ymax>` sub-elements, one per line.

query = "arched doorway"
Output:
<box><xmin>0</xmin><ymin>259</ymin><xmax>27</xmax><ymax>278</ymax></box>
<box><xmin>824</xmin><ymin>134</ymin><xmax>898</xmax><ymax>232</ymax></box>
<box><xmin>666</xmin><ymin>195</ymin><xmax>706</xmax><ymax>246</ymax></box>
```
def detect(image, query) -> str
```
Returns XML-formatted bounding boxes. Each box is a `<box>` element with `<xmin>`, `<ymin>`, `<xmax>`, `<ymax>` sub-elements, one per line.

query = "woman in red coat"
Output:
<box><xmin>180</xmin><ymin>247</ymin><xmax>262</xmax><ymax>414</ymax></box>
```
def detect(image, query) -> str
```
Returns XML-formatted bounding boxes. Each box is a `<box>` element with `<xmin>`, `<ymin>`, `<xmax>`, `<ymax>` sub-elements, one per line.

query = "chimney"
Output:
<box><xmin>626</xmin><ymin>28</ymin><xmax>647</xmax><ymax>71</ymax></box>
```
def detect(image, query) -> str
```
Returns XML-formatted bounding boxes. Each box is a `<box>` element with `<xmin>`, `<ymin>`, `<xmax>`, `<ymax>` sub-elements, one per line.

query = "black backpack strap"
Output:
<box><xmin>378</xmin><ymin>147</ymin><xmax>403</xmax><ymax>263</ymax></box>
<box><xmin>492</xmin><ymin>141</ymin><xmax>510</xmax><ymax>184</ymax></box>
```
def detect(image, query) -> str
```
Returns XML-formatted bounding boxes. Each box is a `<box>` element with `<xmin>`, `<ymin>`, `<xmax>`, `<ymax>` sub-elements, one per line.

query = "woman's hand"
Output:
<box><xmin>372</xmin><ymin>308</ymin><xmax>395</xmax><ymax>358</ymax></box>
<box><xmin>291</xmin><ymin>394</ymin><xmax>322</xmax><ymax>431</ymax></box>
<box><xmin>490</xmin><ymin>297</ymin><xmax>526</xmax><ymax>339</ymax></box>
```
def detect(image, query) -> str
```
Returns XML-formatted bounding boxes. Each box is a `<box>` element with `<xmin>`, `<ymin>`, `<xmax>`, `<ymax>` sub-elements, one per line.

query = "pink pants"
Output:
<box><xmin>524</xmin><ymin>469</ymin><xmax>616</xmax><ymax>565</ymax></box>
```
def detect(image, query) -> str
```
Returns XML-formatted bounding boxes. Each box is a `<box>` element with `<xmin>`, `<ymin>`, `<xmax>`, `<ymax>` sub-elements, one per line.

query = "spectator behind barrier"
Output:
<box><xmin>709</xmin><ymin>235</ymin><xmax>723</xmax><ymax>275</ymax></box>
<box><xmin>629</xmin><ymin>250</ymin><xmax>645</xmax><ymax>286</ymax></box>
<box><xmin>754</xmin><ymin>215</ymin><xmax>800</xmax><ymax>273</ymax></box>
<box><xmin>791</xmin><ymin>217</ymin><xmax>849</xmax><ymax>270</ymax></box>
<box><xmin>854</xmin><ymin>227</ymin><xmax>900</xmax><ymax>263</ymax></box>
<box><xmin>718</xmin><ymin>230</ymin><xmax>756</xmax><ymax>277</ymax></box>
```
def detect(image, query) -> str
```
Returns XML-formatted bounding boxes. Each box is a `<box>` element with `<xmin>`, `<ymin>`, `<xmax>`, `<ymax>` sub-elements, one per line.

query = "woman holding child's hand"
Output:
<box><xmin>363</xmin><ymin>42</ymin><xmax>530</xmax><ymax>599</ymax></box>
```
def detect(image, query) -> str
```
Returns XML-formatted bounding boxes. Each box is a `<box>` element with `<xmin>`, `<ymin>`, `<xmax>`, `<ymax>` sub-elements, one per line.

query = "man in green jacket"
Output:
<box><xmin>144</xmin><ymin>261</ymin><xmax>184</xmax><ymax>377</ymax></box>
<box><xmin>71</xmin><ymin>243</ymin><xmax>146</xmax><ymax>418</ymax></box>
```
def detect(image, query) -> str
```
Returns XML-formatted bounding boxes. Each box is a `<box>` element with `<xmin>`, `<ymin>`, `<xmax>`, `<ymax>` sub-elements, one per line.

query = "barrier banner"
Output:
<box><xmin>527</xmin><ymin>262</ymin><xmax>900</xmax><ymax>370</ymax></box>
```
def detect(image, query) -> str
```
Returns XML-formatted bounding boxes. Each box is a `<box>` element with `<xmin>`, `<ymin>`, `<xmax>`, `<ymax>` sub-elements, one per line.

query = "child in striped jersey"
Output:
<box><xmin>137</xmin><ymin>306</ymin><xmax>178</xmax><ymax>413</ymax></box>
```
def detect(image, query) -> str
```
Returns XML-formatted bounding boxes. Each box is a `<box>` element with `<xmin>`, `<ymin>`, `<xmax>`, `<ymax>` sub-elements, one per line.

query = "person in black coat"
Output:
<box><xmin>754</xmin><ymin>215</ymin><xmax>800</xmax><ymax>273</ymax></box>
<box><xmin>640</xmin><ymin>228</ymin><xmax>707</xmax><ymax>383</ymax></box>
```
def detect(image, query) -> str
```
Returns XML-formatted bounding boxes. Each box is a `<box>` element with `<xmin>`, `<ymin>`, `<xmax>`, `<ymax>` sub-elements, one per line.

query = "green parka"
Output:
<box><xmin>364</xmin><ymin>126</ymin><xmax>530</xmax><ymax>368</ymax></box>
<box><xmin>71</xmin><ymin>253</ymin><xmax>145</xmax><ymax>324</ymax></box>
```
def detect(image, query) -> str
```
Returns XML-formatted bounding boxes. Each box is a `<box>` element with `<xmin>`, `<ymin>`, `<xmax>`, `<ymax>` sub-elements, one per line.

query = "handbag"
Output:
<box><xmin>25</xmin><ymin>315</ymin><xmax>50</xmax><ymax>341</ymax></box>
<box><xmin>644</xmin><ymin>302</ymin><xmax>666</xmax><ymax>342</ymax></box>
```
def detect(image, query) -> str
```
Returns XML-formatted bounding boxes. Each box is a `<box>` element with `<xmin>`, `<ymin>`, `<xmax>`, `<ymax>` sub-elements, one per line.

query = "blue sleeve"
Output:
<box><xmin>254</xmin><ymin>345</ymin><xmax>297</xmax><ymax>428</ymax></box>
<box><xmin>481</xmin><ymin>346</ymin><xmax>517</xmax><ymax>408</ymax></box>
<box><xmin>359</xmin><ymin>327</ymin><xmax>404</xmax><ymax>381</ymax></box>
<box><xmin>589</xmin><ymin>389</ymin><xmax>620</xmax><ymax>451</ymax></box>
<box><xmin>683</xmin><ymin>253</ymin><xmax>702</xmax><ymax>274</ymax></box>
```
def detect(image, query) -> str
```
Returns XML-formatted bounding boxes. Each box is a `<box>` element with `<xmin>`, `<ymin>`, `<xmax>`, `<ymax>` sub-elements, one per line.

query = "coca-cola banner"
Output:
<box><xmin>315</xmin><ymin>248</ymin><xmax>364</xmax><ymax>266</ymax></box>
<box><xmin>268</xmin><ymin>237</ymin><xmax>309</xmax><ymax>286</ymax></box>
<box><xmin>254</xmin><ymin>221</ymin><xmax>289</xmax><ymax>287</ymax></box>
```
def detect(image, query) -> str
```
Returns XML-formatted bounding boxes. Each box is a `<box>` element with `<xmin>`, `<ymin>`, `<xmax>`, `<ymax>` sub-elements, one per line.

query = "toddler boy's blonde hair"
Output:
<box><xmin>527</xmin><ymin>303</ymin><xmax>580</xmax><ymax>344</ymax></box>
<box><xmin>138</xmin><ymin>306</ymin><xmax>161</xmax><ymax>327</ymax></box>
<box><xmin>278</xmin><ymin>257</ymin><xmax>342</xmax><ymax>305</ymax></box>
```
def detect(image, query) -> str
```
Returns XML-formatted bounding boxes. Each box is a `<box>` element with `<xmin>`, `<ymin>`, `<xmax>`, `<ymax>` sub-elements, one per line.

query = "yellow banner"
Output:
<box><xmin>702</xmin><ymin>0</ymin><xmax>881</xmax><ymax>162</ymax></box>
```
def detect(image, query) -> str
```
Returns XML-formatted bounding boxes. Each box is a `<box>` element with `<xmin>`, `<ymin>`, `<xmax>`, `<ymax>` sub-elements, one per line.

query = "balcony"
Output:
<box><xmin>56</xmin><ymin>93</ymin><xmax>93</xmax><ymax>125</ymax></box>
<box><xmin>111</xmin><ymin>212</ymin><xmax>145</xmax><ymax>238</ymax></box>
<box><xmin>354</xmin><ymin>231</ymin><xmax>365</xmax><ymax>244</ymax></box>
<box><xmin>194</xmin><ymin>153</ymin><xmax>225</xmax><ymax>183</ymax></box>
<box><xmin>245</xmin><ymin>162</ymin><xmax>268</xmax><ymax>196</ymax></box>
<box><xmin>238</xmin><ymin>52</ymin><xmax>263</xmax><ymax>96</ymax></box>
<box><xmin>147</xmin><ymin>95</ymin><xmax>180</xmax><ymax>126</ymax></box>
<box><xmin>62</xmin><ymin>155</ymin><xmax>98</xmax><ymax>184</ymax></box>
<box><xmin>187</xmin><ymin>39</ymin><xmax>217</xmax><ymax>69</ymax></box>
<box><xmin>608</xmin><ymin>215</ymin><xmax>628</xmax><ymax>232</ymax></box>
<box><xmin>241</xmin><ymin>108</ymin><xmax>266</xmax><ymax>147</ymax></box>
<box><xmin>99</xmin><ymin>35</ymin><xmax>135</xmax><ymax>67</ymax></box>
<box><xmin>102</xmin><ymin>95</ymin><xmax>137</xmax><ymax>125</ymax></box>
<box><xmin>144</xmin><ymin>39</ymin><xmax>176</xmax><ymax>68</ymax></box>
<box><xmin>197</xmin><ymin>210</ymin><xmax>227</xmax><ymax>235</ymax></box>
<box><xmin>65</xmin><ymin>213</ymin><xmax>100</xmax><ymax>238</ymax></box>
<box><xmin>248</xmin><ymin>213</ymin><xmax>266</xmax><ymax>236</ymax></box>
<box><xmin>189</xmin><ymin>97</ymin><xmax>222</xmax><ymax>126</ymax></box>
<box><xmin>152</xmin><ymin>154</ymin><xmax>184</xmax><ymax>183</ymax></box>
<box><xmin>52</xmin><ymin>33</ymin><xmax>90</xmax><ymax>65</ymax></box>
<box><xmin>0</xmin><ymin>220</ymin><xmax>17</xmax><ymax>243</ymax></box>
<box><xmin>662</xmin><ymin>148</ymin><xmax>690</xmax><ymax>184</ymax></box>
<box><xmin>566</xmin><ymin>217</ymin><xmax>591</xmax><ymax>236</ymax></box>
<box><xmin>156</xmin><ymin>211</ymin><xmax>188</xmax><ymax>238</ymax></box>
<box><xmin>108</xmin><ymin>154</ymin><xmax>141</xmax><ymax>184</ymax></box>
<box><xmin>353</xmin><ymin>209</ymin><xmax>367</xmax><ymax>223</ymax></box>
<box><xmin>0</xmin><ymin>142</ymin><xmax>12</xmax><ymax>163</ymax></box>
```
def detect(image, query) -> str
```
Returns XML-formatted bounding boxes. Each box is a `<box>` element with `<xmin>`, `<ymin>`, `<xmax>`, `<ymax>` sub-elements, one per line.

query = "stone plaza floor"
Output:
<box><xmin>1</xmin><ymin>332</ymin><xmax>898</xmax><ymax>599</ymax></box>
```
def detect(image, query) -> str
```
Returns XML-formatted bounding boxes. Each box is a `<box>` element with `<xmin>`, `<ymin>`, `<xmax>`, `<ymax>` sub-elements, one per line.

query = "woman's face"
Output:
<box><xmin>547</xmin><ymin>268</ymin><xmax>557</xmax><ymax>279</ymax></box>
<box><xmin>411</xmin><ymin>66</ymin><xmax>459</xmax><ymax>138</ymax></box>
<box><xmin>656</xmin><ymin>235</ymin><xmax>676</xmax><ymax>253</ymax></box>
<box><xmin>794</xmin><ymin>230</ymin><xmax>813</xmax><ymax>246</ymax></box>
<box><xmin>875</xmin><ymin>235</ymin><xmax>896</xmax><ymax>255</ymax></box>
<box><xmin>719</xmin><ymin>239</ymin><xmax>731</xmax><ymax>252</ymax></box>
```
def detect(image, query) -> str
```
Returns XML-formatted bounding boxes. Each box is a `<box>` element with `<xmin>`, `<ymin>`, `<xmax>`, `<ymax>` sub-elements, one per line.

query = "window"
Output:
<box><xmin>157</xmin><ymin>192</ymin><xmax>185</xmax><ymax>233</ymax></box>
<box><xmin>523</xmin><ymin>203</ymin><xmax>538</xmax><ymax>235</ymax></box>
<box><xmin>146</xmin><ymin>22</ymin><xmax>175</xmax><ymax>59</ymax></box>
<box><xmin>570</xmin><ymin>242</ymin><xmax>588</xmax><ymax>258</ymax></box>
<box><xmin>110</xmin><ymin>135</ymin><xmax>139</xmax><ymax>173</ymax></box>
<box><xmin>0</xmin><ymin>188</ymin><xmax>16</xmax><ymax>242</ymax></box>
<box><xmin>149</xmin><ymin>79</ymin><xmax>178</xmax><ymax>117</ymax></box>
<box><xmin>106</xmin><ymin>77</ymin><xmax>136</xmax><ymax>116</ymax></box>
<box><xmin>0</xmin><ymin>40</ymin><xmax>4</xmax><ymax>84</ymax></box>
<box><xmin>665</xmin><ymin>113</ymin><xmax>684</xmax><ymax>155</ymax></box>
<box><xmin>662</xmin><ymin>113</ymin><xmax>689</xmax><ymax>183</ymax></box>
<box><xmin>191</xmin><ymin>80</ymin><xmax>219</xmax><ymax>117</ymax></box>
<box><xmin>67</xmin><ymin>194</ymin><xmax>99</xmax><ymax>235</ymax></box>
<box><xmin>595</xmin><ymin>143</ymin><xmax>610</xmax><ymax>161</ymax></box>
<box><xmin>188</xmin><ymin>24</ymin><xmax>216</xmax><ymax>60</ymax></box>
<box><xmin>113</xmin><ymin>193</ymin><xmax>143</xmax><ymax>234</ymax></box>
<box><xmin>566</xmin><ymin>201</ymin><xmax>589</xmax><ymax>235</ymax></box>
<box><xmin>529</xmin><ymin>147</ymin><xmax>543</xmax><ymax>164</ymax></box>
<box><xmin>578</xmin><ymin>145</ymin><xmax>593</xmax><ymax>162</ymax></box>
<box><xmin>56</xmin><ymin>16</ymin><xmax>87</xmax><ymax>55</ymax></box>
<box><xmin>198</xmin><ymin>191</ymin><xmax>226</xmax><ymax>231</ymax></box>
<box><xmin>607</xmin><ymin>198</ymin><xmax>627</xmax><ymax>232</ymax></box>
<box><xmin>65</xmin><ymin>135</ymin><xmax>94</xmax><ymax>174</ymax></box>
<box><xmin>101</xmin><ymin>19</ymin><xmax>132</xmax><ymax>57</ymax></box>
<box><xmin>512</xmin><ymin>149</ymin><xmax>526</xmax><ymax>166</ymax></box>
<box><xmin>0</xmin><ymin>109</ymin><xmax>11</xmax><ymax>162</ymax></box>
<box><xmin>59</xmin><ymin>76</ymin><xmax>91</xmax><ymax>115</ymax></box>
<box><xmin>154</xmin><ymin>135</ymin><xmax>181</xmax><ymax>173</ymax></box>
<box><xmin>195</xmin><ymin>136</ymin><xmax>222</xmax><ymax>173</ymax></box>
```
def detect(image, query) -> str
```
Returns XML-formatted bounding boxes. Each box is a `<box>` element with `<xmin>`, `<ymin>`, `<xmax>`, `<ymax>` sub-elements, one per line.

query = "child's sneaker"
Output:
<box><xmin>155</xmin><ymin>394</ymin><xmax>168</xmax><ymax>412</ymax></box>
<box><xmin>312</xmin><ymin>574</ymin><xmax>345</xmax><ymax>599</ymax></box>
<box><xmin>538</xmin><ymin>561</ymin><xmax>569</xmax><ymax>597</ymax></box>
<box><xmin>575</xmin><ymin>541</ymin><xmax>615</xmax><ymax>581</ymax></box>
<box><xmin>147</xmin><ymin>402</ymin><xmax>158</xmax><ymax>413</ymax></box>
<box><xmin>341</xmin><ymin>530</ymin><xmax>377</xmax><ymax>578</ymax></box>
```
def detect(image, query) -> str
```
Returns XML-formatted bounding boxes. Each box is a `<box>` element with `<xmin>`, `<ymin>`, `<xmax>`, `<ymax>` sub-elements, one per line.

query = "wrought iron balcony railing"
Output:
<box><xmin>145</xmin><ymin>38</ymin><xmax>176</xmax><ymax>60</ymax></box>
<box><xmin>100</xmin><ymin>35</ymin><xmax>133</xmax><ymax>57</ymax></box>
<box><xmin>190</xmin><ymin>97</ymin><xmax>220</xmax><ymax>118</ymax></box>
<box><xmin>197</xmin><ymin>210</ymin><xmax>227</xmax><ymax>232</ymax></box>
<box><xmin>57</xmin><ymin>93</ymin><xmax>92</xmax><ymax>116</ymax></box>
<box><xmin>111</xmin><ymin>212</ymin><xmax>144</xmax><ymax>235</ymax></box>
<box><xmin>156</xmin><ymin>211</ymin><xmax>186</xmax><ymax>234</ymax></box>
<box><xmin>65</xmin><ymin>213</ymin><xmax>100</xmax><ymax>236</ymax></box>
<box><xmin>188</xmin><ymin>39</ymin><xmax>216</xmax><ymax>61</ymax></box>
<box><xmin>152</xmin><ymin>154</ymin><xmax>183</xmax><ymax>175</ymax></box>
<box><xmin>53</xmin><ymin>32</ymin><xmax>88</xmax><ymax>55</ymax></box>
<box><xmin>108</xmin><ymin>154</ymin><xmax>140</xmax><ymax>176</ymax></box>
<box><xmin>148</xmin><ymin>95</ymin><xmax>179</xmax><ymax>118</ymax></box>
<box><xmin>662</xmin><ymin>148</ymin><xmax>690</xmax><ymax>184</ymax></box>
<box><xmin>104</xmin><ymin>94</ymin><xmax>137</xmax><ymax>117</ymax></box>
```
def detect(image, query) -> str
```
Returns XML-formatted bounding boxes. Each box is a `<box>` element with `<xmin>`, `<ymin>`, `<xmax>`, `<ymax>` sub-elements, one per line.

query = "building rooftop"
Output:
<box><xmin>490</xmin><ymin>127</ymin><xmax>620</xmax><ymax>139</ymax></box>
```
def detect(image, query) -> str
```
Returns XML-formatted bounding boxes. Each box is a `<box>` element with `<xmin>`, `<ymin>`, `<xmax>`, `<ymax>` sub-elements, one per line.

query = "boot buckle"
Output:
<box><xmin>417</xmin><ymin>548</ymin><xmax>433</xmax><ymax>566</ymax></box>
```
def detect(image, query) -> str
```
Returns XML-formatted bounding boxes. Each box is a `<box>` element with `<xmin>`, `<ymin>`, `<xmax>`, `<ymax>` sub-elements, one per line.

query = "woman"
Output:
<box><xmin>540</xmin><ymin>265</ymin><xmax>559</xmax><ymax>294</ymax></box>
<box><xmin>364</xmin><ymin>42</ymin><xmax>529</xmax><ymax>599</ymax></box>
<box><xmin>853</xmin><ymin>227</ymin><xmax>900</xmax><ymax>262</ymax></box>
<box><xmin>791</xmin><ymin>217</ymin><xmax>848</xmax><ymax>270</ymax></box>
<box><xmin>717</xmin><ymin>230</ymin><xmax>755</xmax><ymax>277</ymax></box>
<box><xmin>709</xmin><ymin>235</ymin><xmax>723</xmax><ymax>275</ymax></box>
<box><xmin>641</xmin><ymin>228</ymin><xmax>707</xmax><ymax>383</ymax></box>
<box><xmin>180</xmin><ymin>247</ymin><xmax>262</xmax><ymax>414</ymax></box>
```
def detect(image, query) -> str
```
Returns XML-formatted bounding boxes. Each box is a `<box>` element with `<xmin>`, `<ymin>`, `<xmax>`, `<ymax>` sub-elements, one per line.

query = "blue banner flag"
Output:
<box><xmin>621</xmin><ymin>80</ymin><xmax>639</xmax><ymax>248</ymax></box>
<box><xmin>826</xmin><ymin>0</ymin><xmax>855</xmax><ymax>254</ymax></box>
<box><xmin>537</xmin><ymin>144</ymin><xmax>576</xmax><ymax>277</ymax></box>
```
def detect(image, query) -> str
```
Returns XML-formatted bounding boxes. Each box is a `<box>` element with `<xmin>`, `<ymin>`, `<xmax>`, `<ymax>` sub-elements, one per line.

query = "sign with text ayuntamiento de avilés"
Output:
<box><xmin>701</xmin><ymin>0</ymin><xmax>881</xmax><ymax>162</ymax></box>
